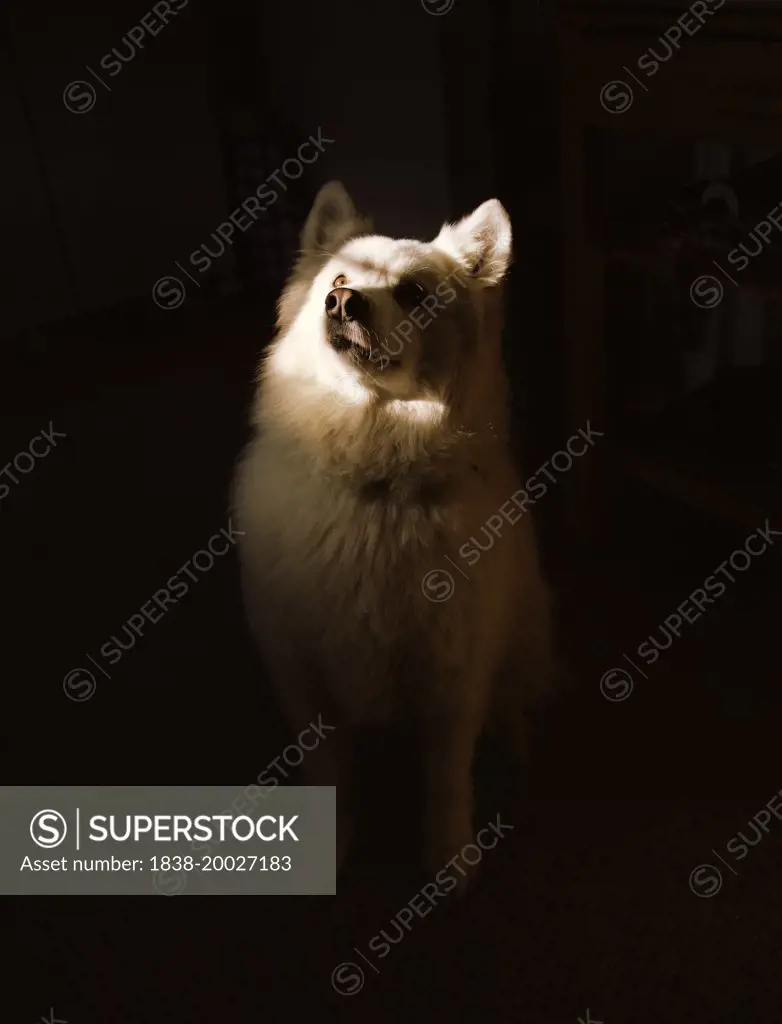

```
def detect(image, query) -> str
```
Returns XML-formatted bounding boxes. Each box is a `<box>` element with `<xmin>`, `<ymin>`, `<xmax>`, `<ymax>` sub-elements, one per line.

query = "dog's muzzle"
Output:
<box><xmin>324</xmin><ymin>289</ymin><xmax>397</xmax><ymax>368</ymax></box>
<box><xmin>326</xmin><ymin>319</ymin><xmax>371</xmax><ymax>354</ymax></box>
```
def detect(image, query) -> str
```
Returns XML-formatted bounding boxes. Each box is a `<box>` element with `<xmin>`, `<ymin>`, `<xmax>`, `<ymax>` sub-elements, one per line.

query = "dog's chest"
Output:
<box><xmin>310</xmin><ymin>470</ymin><xmax>456</xmax><ymax>596</ymax></box>
<box><xmin>273</xmin><ymin>471</ymin><xmax>455</xmax><ymax>715</ymax></box>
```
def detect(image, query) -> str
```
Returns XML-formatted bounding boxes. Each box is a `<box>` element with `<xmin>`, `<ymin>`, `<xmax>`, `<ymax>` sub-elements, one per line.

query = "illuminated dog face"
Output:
<box><xmin>273</xmin><ymin>181</ymin><xmax>512</xmax><ymax>406</ymax></box>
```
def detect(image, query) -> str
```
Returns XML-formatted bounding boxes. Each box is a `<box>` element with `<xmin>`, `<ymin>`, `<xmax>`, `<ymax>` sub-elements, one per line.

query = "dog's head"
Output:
<box><xmin>274</xmin><ymin>182</ymin><xmax>512</xmax><ymax>405</ymax></box>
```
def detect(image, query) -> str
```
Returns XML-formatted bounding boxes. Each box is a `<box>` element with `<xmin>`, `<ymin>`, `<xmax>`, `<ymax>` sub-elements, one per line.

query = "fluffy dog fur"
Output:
<box><xmin>232</xmin><ymin>181</ymin><xmax>557</xmax><ymax>883</ymax></box>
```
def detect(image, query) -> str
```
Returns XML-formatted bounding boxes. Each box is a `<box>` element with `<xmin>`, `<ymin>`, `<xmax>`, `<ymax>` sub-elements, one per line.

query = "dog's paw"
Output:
<box><xmin>336</xmin><ymin>811</ymin><xmax>353</xmax><ymax>877</ymax></box>
<box><xmin>424</xmin><ymin>845</ymin><xmax>476</xmax><ymax>897</ymax></box>
<box><xmin>423</xmin><ymin>821</ymin><xmax>476</xmax><ymax>895</ymax></box>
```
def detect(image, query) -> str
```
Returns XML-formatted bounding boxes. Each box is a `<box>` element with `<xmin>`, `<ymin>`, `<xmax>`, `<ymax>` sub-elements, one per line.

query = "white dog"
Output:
<box><xmin>232</xmin><ymin>181</ymin><xmax>557</xmax><ymax>883</ymax></box>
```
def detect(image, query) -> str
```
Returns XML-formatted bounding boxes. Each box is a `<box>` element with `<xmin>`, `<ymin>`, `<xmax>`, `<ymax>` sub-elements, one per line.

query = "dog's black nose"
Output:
<box><xmin>325</xmin><ymin>287</ymin><xmax>367</xmax><ymax>323</ymax></box>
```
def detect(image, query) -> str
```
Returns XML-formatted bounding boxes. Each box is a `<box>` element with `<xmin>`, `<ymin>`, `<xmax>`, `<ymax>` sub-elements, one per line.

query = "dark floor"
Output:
<box><xmin>4</xmin><ymin>296</ymin><xmax>781</xmax><ymax>1022</ymax></box>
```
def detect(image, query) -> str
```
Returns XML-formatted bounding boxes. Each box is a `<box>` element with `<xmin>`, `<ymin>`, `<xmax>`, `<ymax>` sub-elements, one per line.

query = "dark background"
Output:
<box><xmin>3</xmin><ymin>0</ymin><xmax>781</xmax><ymax>1020</ymax></box>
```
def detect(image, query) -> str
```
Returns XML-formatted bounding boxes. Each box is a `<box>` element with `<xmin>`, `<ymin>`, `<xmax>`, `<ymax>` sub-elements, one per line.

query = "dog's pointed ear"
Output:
<box><xmin>434</xmin><ymin>199</ymin><xmax>512</xmax><ymax>285</ymax></box>
<box><xmin>300</xmin><ymin>181</ymin><xmax>371</xmax><ymax>254</ymax></box>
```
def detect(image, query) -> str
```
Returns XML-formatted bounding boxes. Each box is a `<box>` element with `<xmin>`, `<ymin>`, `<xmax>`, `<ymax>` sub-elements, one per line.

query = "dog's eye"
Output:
<box><xmin>393</xmin><ymin>278</ymin><xmax>427</xmax><ymax>306</ymax></box>
<box><xmin>333</xmin><ymin>274</ymin><xmax>347</xmax><ymax>287</ymax></box>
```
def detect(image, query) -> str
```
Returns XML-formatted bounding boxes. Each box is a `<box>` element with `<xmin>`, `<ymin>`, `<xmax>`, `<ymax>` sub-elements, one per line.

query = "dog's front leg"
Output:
<box><xmin>420</xmin><ymin>709</ymin><xmax>484</xmax><ymax>891</ymax></box>
<box><xmin>298</xmin><ymin>720</ymin><xmax>354</xmax><ymax>880</ymax></box>
<box><xmin>262</xmin><ymin>645</ymin><xmax>353</xmax><ymax>876</ymax></box>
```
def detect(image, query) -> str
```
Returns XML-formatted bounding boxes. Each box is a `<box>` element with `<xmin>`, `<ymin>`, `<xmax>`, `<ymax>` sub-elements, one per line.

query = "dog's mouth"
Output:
<box><xmin>350</xmin><ymin>346</ymin><xmax>401</xmax><ymax>371</ymax></box>
<box><xmin>327</xmin><ymin>321</ymin><xmax>401</xmax><ymax>370</ymax></box>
